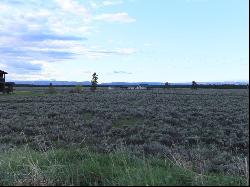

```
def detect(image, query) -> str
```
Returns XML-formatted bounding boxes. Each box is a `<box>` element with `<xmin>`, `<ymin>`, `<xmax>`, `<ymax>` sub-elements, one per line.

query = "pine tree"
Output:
<box><xmin>192</xmin><ymin>81</ymin><xmax>198</xmax><ymax>90</ymax></box>
<box><xmin>91</xmin><ymin>73</ymin><xmax>98</xmax><ymax>92</ymax></box>
<box><xmin>165</xmin><ymin>82</ymin><xmax>169</xmax><ymax>89</ymax></box>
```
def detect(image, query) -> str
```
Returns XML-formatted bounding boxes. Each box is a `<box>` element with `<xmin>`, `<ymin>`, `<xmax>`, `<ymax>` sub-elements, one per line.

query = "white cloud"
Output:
<box><xmin>115</xmin><ymin>48</ymin><xmax>137</xmax><ymax>55</ymax></box>
<box><xmin>0</xmin><ymin>0</ymin><xmax>138</xmax><ymax>79</ymax></box>
<box><xmin>102</xmin><ymin>0</ymin><xmax>123</xmax><ymax>6</ymax></box>
<box><xmin>94</xmin><ymin>13</ymin><xmax>136</xmax><ymax>23</ymax></box>
<box><xmin>84</xmin><ymin>47</ymin><xmax>137</xmax><ymax>59</ymax></box>
<box><xmin>0</xmin><ymin>62</ymin><xmax>7</xmax><ymax>69</ymax></box>
<box><xmin>0</xmin><ymin>3</ymin><xmax>8</xmax><ymax>11</ymax></box>
<box><xmin>89</xmin><ymin>0</ymin><xmax>123</xmax><ymax>9</ymax></box>
<box><xmin>113</xmin><ymin>70</ymin><xmax>132</xmax><ymax>75</ymax></box>
<box><xmin>54</xmin><ymin>0</ymin><xmax>90</xmax><ymax>17</ymax></box>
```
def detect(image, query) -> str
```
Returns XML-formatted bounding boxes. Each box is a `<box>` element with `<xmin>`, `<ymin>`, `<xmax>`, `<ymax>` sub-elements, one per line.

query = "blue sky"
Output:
<box><xmin>0</xmin><ymin>0</ymin><xmax>249</xmax><ymax>83</ymax></box>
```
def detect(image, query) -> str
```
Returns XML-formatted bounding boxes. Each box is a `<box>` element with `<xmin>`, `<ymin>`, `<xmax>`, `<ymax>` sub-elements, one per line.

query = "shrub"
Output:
<box><xmin>69</xmin><ymin>85</ymin><xmax>83</xmax><ymax>94</ymax></box>
<box><xmin>45</xmin><ymin>83</ymin><xmax>57</xmax><ymax>94</ymax></box>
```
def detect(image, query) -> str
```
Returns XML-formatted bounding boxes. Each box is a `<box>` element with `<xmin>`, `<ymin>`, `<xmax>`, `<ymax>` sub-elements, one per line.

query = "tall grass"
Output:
<box><xmin>0</xmin><ymin>147</ymin><xmax>247</xmax><ymax>186</ymax></box>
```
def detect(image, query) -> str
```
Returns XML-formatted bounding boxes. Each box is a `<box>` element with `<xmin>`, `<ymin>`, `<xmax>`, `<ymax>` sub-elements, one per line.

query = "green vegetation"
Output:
<box><xmin>75</xmin><ymin>85</ymin><xmax>83</xmax><ymax>93</ymax></box>
<box><xmin>69</xmin><ymin>85</ymin><xmax>84</xmax><ymax>93</ymax></box>
<box><xmin>113</xmin><ymin>116</ymin><xmax>144</xmax><ymax>128</ymax></box>
<box><xmin>10</xmin><ymin>91</ymin><xmax>54</xmax><ymax>96</ymax></box>
<box><xmin>45</xmin><ymin>83</ymin><xmax>57</xmax><ymax>94</ymax></box>
<box><xmin>6</xmin><ymin>91</ymin><xmax>45</xmax><ymax>97</ymax></box>
<box><xmin>0</xmin><ymin>148</ymin><xmax>247</xmax><ymax>186</ymax></box>
<box><xmin>83</xmin><ymin>112</ymin><xmax>95</xmax><ymax>120</ymax></box>
<box><xmin>13</xmin><ymin>91</ymin><xmax>33</xmax><ymax>95</ymax></box>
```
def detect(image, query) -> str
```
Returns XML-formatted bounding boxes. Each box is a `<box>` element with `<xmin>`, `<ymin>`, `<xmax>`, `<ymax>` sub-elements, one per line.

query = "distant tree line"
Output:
<box><xmin>14</xmin><ymin>84</ymin><xmax>249</xmax><ymax>89</ymax></box>
<box><xmin>13</xmin><ymin>74</ymin><xmax>249</xmax><ymax>91</ymax></box>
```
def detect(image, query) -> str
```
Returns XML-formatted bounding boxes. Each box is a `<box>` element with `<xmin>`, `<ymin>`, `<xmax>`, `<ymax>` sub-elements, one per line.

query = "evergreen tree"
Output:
<box><xmin>192</xmin><ymin>81</ymin><xmax>198</xmax><ymax>90</ymax></box>
<box><xmin>91</xmin><ymin>73</ymin><xmax>98</xmax><ymax>92</ymax></box>
<box><xmin>165</xmin><ymin>82</ymin><xmax>170</xmax><ymax>89</ymax></box>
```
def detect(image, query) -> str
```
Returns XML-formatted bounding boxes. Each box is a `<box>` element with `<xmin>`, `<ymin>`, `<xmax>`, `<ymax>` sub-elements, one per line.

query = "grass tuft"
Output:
<box><xmin>0</xmin><ymin>148</ymin><xmax>247</xmax><ymax>186</ymax></box>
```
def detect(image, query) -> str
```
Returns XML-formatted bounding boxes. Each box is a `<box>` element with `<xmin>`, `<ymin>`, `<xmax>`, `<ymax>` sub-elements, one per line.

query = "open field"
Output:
<box><xmin>0</xmin><ymin>87</ymin><xmax>249</xmax><ymax>185</ymax></box>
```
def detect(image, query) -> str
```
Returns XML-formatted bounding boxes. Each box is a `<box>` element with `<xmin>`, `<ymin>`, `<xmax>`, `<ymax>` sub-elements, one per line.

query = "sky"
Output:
<box><xmin>0</xmin><ymin>0</ymin><xmax>249</xmax><ymax>83</ymax></box>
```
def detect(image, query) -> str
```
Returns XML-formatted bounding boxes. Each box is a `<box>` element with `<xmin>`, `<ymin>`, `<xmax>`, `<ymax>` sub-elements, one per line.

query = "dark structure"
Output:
<box><xmin>0</xmin><ymin>70</ymin><xmax>14</xmax><ymax>94</ymax></box>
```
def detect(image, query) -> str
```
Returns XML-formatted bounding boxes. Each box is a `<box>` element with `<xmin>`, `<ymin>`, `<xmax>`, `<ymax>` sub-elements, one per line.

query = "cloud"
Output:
<box><xmin>90</xmin><ymin>0</ymin><xmax>123</xmax><ymax>9</ymax></box>
<box><xmin>0</xmin><ymin>46</ymin><xmax>77</xmax><ymax>61</ymax></box>
<box><xmin>21</xmin><ymin>33</ymin><xmax>86</xmax><ymax>42</ymax></box>
<box><xmin>113</xmin><ymin>71</ymin><xmax>132</xmax><ymax>75</ymax></box>
<box><xmin>87</xmin><ymin>48</ymin><xmax>137</xmax><ymax>57</ymax></box>
<box><xmin>0</xmin><ymin>3</ymin><xmax>8</xmax><ymax>11</ymax></box>
<box><xmin>7</xmin><ymin>61</ymin><xmax>42</xmax><ymax>72</ymax></box>
<box><xmin>0</xmin><ymin>31</ymin><xmax>84</xmax><ymax>61</ymax></box>
<box><xmin>102</xmin><ymin>0</ymin><xmax>123</xmax><ymax>6</ymax></box>
<box><xmin>0</xmin><ymin>0</ymin><xmax>138</xmax><ymax>78</ymax></box>
<box><xmin>0</xmin><ymin>0</ymin><xmax>24</xmax><ymax>5</ymax></box>
<box><xmin>0</xmin><ymin>1</ymin><xmax>88</xmax><ymax>74</ymax></box>
<box><xmin>54</xmin><ymin>0</ymin><xmax>91</xmax><ymax>18</ymax></box>
<box><xmin>115</xmin><ymin>48</ymin><xmax>137</xmax><ymax>55</ymax></box>
<box><xmin>94</xmin><ymin>13</ymin><xmax>136</xmax><ymax>23</ymax></box>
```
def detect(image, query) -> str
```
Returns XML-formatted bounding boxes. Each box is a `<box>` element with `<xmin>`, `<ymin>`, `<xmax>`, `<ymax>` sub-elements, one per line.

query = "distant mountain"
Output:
<box><xmin>11</xmin><ymin>80</ymin><xmax>249</xmax><ymax>86</ymax></box>
<box><xmin>193</xmin><ymin>81</ymin><xmax>249</xmax><ymax>85</ymax></box>
<box><xmin>13</xmin><ymin>81</ymin><xmax>91</xmax><ymax>86</ymax></box>
<box><xmin>100</xmin><ymin>82</ymin><xmax>165</xmax><ymax>86</ymax></box>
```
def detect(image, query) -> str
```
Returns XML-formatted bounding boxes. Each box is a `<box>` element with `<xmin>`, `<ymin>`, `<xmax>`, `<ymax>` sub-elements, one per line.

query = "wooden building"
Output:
<box><xmin>0</xmin><ymin>70</ymin><xmax>7</xmax><ymax>81</ymax></box>
<box><xmin>0</xmin><ymin>70</ymin><xmax>14</xmax><ymax>94</ymax></box>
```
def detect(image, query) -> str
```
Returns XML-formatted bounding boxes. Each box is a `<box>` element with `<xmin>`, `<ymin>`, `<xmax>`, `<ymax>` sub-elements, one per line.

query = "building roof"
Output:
<box><xmin>0</xmin><ymin>70</ymin><xmax>8</xmax><ymax>74</ymax></box>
